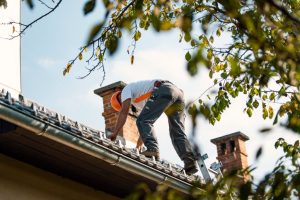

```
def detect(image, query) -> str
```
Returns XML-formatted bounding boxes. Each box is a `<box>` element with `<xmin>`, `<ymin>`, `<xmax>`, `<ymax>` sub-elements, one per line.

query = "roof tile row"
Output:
<box><xmin>0</xmin><ymin>89</ymin><xmax>203</xmax><ymax>184</ymax></box>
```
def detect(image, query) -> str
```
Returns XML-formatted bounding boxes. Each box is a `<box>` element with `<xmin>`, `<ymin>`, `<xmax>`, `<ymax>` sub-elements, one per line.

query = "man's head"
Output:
<box><xmin>110</xmin><ymin>91</ymin><xmax>122</xmax><ymax>111</ymax></box>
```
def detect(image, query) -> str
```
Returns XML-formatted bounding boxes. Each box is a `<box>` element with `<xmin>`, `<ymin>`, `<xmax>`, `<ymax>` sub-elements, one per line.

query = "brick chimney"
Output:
<box><xmin>211</xmin><ymin>131</ymin><xmax>250</xmax><ymax>184</ymax></box>
<box><xmin>94</xmin><ymin>81</ymin><xmax>140</xmax><ymax>147</ymax></box>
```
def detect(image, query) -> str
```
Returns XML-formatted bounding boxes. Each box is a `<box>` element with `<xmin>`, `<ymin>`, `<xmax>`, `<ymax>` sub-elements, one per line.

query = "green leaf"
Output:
<box><xmin>275</xmin><ymin>141</ymin><xmax>279</xmax><ymax>149</ymax></box>
<box><xmin>259</xmin><ymin>127</ymin><xmax>272</xmax><ymax>133</ymax></box>
<box><xmin>207</xmin><ymin>49</ymin><xmax>213</xmax><ymax>60</ymax></box>
<box><xmin>117</xmin><ymin>30</ymin><xmax>122</xmax><ymax>38</ymax></box>
<box><xmin>95</xmin><ymin>48</ymin><xmax>101</xmax><ymax>57</ymax></box>
<box><xmin>150</xmin><ymin>14</ymin><xmax>160</xmax><ymax>31</ymax></box>
<box><xmin>202</xmin><ymin>36</ymin><xmax>209</xmax><ymax>46</ymax></box>
<box><xmin>160</xmin><ymin>20</ymin><xmax>173</xmax><ymax>31</ymax></box>
<box><xmin>191</xmin><ymin>39</ymin><xmax>196</xmax><ymax>47</ymax></box>
<box><xmin>86</xmin><ymin>22</ymin><xmax>103</xmax><ymax>44</ymax></box>
<box><xmin>216</xmin><ymin>27</ymin><xmax>222</xmax><ymax>36</ymax></box>
<box><xmin>263</xmin><ymin>107</ymin><xmax>268</xmax><ymax>119</ymax></box>
<box><xmin>98</xmin><ymin>53</ymin><xmax>103</xmax><ymax>62</ymax></box>
<box><xmin>229</xmin><ymin>57</ymin><xmax>241</xmax><ymax>77</ymax></box>
<box><xmin>184</xmin><ymin>33</ymin><xmax>191</xmax><ymax>42</ymax></box>
<box><xmin>269</xmin><ymin>106</ymin><xmax>274</xmax><ymax>119</ymax></box>
<box><xmin>179</xmin><ymin>34</ymin><xmax>183</xmax><ymax>43</ymax></box>
<box><xmin>246</xmin><ymin>108</ymin><xmax>253</xmax><ymax>117</ymax></box>
<box><xmin>279</xmin><ymin>86</ymin><xmax>286</xmax><ymax>96</ymax></box>
<box><xmin>221</xmin><ymin>72</ymin><xmax>228</xmax><ymax>79</ymax></box>
<box><xmin>216</xmin><ymin>113</ymin><xmax>221</xmax><ymax>121</ymax></box>
<box><xmin>185</xmin><ymin>51</ymin><xmax>191</xmax><ymax>61</ymax></box>
<box><xmin>105</xmin><ymin>35</ymin><xmax>119</xmax><ymax>55</ymax></box>
<box><xmin>214</xmin><ymin>63</ymin><xmax>225</xmax><ymax>72</ymax></box>
<box><xmin>26</xmin><ymin>0</ymin><xmax>34</xmax><ymax>9</ymax></box>
<box><xmin>63</xmin><ymin>63</ymin><xmax>72</xmax><ymax>76</ymax></box>
<box><xmin>255</xmin><ymin>146</ymin><xmax>263</xmax><ymax>160</ymax></box>
<box><xmin>134</xmin><ymin>31</ymin><xmax>142</xmax><ymax>41</ymax></box>
<box><xmin>209</xmin><ymin>70</ymin><xmax>213</xmax><ymax>78</ymax></box>
<box><xmin>253</xmin><ymin>100</ymin><xmax>259</xmax><ymax>108</ymax></box>
<box><xmin>269</xmin><ymin>92</ymin><xmax>276</xmax><ymax>101</ymax></box>
<box><xmin>262</xmin><ymin>94</ymin><xmax>267</xmax><ymax>101</ymax></box>
<box><xmin>273</xmin><ymin>110</ymin><xmax>279</xmax><ymax>125</ymax></box>
<box><xmin>187</xmin><ymin>61</ymin><xmax>198</xmax><ymax>76</ymax></box>
<box><xmin>288</xmin><ymin>145</ymin><xmax>294</xmax><ymax>155</ymax></box>
<box><xmin>139</xmin><ymin>19</ymin><xmax>146</xmax><ymax>28</ymax></box>
<box><xmin>78</xmin><ymin>52</ymin><xmax>83</xmax><ymax>60</ymax></box>
<box><xmin>83</xmin><ymin>0</ymin><xmax>96</xmax><ymax>15</ymax></box>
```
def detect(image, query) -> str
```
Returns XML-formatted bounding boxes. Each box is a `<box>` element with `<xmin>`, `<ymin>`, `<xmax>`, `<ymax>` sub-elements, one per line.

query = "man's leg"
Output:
<box><xmin>165</xmin><ymin>85</ymin><xmax>198</xmax><ymax>175</ymax></box>
<box><xmin>166</xmin><ymin>102</ymin><xmax>194</xmax><ymax>160</ymax></box>
<box><xmin>167</xmin><ymin>107</ymin><xmax>198</xmax><ymax>174</ymax></box>
<box><xmin>136</xmin><ymin>88</ymin><xmax>173</xmax><ymax>158</ymax></box>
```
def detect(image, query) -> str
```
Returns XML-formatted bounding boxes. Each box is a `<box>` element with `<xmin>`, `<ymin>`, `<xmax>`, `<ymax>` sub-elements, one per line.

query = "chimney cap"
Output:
<box><xmin>94</xmin><ymin>81</ymin><xmax>127</xmax><ymax>97</ymax></box>
<box><xmin>210</xmin><ymin>131</ymin><xmax>249</xmax><ymax>144</ymax></box>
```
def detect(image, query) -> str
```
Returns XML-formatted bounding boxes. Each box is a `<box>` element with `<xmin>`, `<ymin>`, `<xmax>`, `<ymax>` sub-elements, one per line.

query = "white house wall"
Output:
<box><xmin>0</xmin><ymin>0</ymin><xmax>21</xmax><ymax>97</ymax></box>
<box><xmin>0</xmin><ymin>153</ymin><xmax>120</xmax><ymax>200</ymax></box>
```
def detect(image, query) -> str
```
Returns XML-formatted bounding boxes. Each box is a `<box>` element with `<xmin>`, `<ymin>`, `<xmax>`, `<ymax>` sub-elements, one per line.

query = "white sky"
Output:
<box><xmin>2</xmin><ymin>0</ymin><xmax>298</xmax><ymax>182</ymax></box>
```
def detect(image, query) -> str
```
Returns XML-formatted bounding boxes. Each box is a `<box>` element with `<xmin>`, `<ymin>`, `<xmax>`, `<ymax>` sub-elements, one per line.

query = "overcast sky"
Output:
<box><xmin>16</xmin><ymin>0</ymin><xmax>300</xmax><ymax>182</ymax></box>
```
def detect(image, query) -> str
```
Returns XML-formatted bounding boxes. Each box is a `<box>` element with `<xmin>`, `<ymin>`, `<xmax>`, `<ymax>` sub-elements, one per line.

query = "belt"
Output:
<box><xmin>134</xmin><ymin>80</ymin><xmax>171</xmax><ymax>103</ymax></box>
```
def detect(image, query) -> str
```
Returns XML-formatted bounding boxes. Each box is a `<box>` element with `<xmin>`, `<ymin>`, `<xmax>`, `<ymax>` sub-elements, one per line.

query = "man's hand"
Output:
<box><xmin>110</xmin><ymin>133</ymin><xmax>118</xmax><ymax>141</ymax></box>
<box><xmin>136</xmin><ymin>143</ymin><xmax>143</xmax><ymax>152</ymax></box>
<box><xmin>136</xmin><ymin>136</ymin><xmax>144</xmax><ymax>151</ymax></box>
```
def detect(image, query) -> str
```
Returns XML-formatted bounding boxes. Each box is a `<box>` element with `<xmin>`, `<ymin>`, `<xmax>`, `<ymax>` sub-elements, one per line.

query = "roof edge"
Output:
<box><xmin>0</xmin><ymin>101</ymin><xmax>203</xmax><ymax>194</ymax></box>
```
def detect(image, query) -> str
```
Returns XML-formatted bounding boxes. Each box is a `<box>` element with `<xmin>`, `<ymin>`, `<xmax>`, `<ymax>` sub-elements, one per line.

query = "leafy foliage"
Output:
<box><xmin>0</xmin><ymin>0</ymin><xmax>7</xmax><ymax>9</ymax></box>
<box><xmin>25</xmin><ymin>0</ymin><xmax>34</xmax><ymax>9</ymax></box>
<box><xmin>58</xmin><ymin>0</ymin><xmax>300</xmax><ymax>133</ymax></box>
<box><xmin>83</xmin><ymin>0</ymin><xmax>96</xmax><ymax>15</ymax></box>
<box><xmin>126</xmin><ymin>139</ymin><xmax>300</xmax><ymax>200</ymax></box>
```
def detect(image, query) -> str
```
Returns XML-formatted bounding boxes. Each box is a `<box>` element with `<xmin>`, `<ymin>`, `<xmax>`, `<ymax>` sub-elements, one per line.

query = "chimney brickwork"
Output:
<box><xmin>211</xmin><ymin>131</ymin><xmax>250</xmax><ymax>184</ymax></box>
<box><xmin>94</xmin><ymin>81</ymin><xmax>140</xmax><ymax>146</ymax></box>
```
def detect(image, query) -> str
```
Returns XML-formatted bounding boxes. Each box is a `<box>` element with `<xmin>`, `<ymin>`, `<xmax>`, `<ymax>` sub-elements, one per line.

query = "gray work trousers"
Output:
<box><xmin>136</xmin><ymin>81</ymin><xmax>195</xmax><ymax>161</ymax></box>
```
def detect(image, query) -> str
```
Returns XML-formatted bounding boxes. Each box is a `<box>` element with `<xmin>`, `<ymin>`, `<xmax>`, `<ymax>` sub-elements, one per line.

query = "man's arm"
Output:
<box><xmin>110</xmin><ymin>98</ymin><xmax>131</xmax><ymax>141</ymax></box>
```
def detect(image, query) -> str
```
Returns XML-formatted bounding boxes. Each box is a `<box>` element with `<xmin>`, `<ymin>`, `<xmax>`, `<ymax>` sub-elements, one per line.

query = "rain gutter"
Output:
<box><xmin>0</xmin><ymin>101</ymin><xmax>201</xmax><ymax>195</ymax></box>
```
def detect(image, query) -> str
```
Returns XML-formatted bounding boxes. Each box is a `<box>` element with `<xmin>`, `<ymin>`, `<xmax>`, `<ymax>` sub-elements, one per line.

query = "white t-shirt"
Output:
<box><xmin>121</xmin><ymin>80</ymin><xmax>157</xmax><ymax>110</ymax></box>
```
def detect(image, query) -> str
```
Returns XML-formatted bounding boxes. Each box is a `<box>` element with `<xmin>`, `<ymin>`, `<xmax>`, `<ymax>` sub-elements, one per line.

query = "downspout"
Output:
<box><xmin>0</xmin><ymin>102</ymin><xmax>198</xmax><ymax>194</ymax></box>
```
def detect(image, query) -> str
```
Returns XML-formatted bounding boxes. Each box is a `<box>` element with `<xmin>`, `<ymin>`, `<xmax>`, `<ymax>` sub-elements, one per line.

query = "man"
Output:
<box><xmin>109</xmin><ymin>79</ymin><xmax>198</xmax><ymax>175</ymax></box>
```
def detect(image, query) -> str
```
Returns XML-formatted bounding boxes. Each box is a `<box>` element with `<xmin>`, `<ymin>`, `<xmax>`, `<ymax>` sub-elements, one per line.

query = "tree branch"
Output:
<box><xmin>86</xmin><ymin>0</ymin><xmax>137</xmax><ymax>46</ymax></box>
<box><xmin>37</xmin><ymin>0</ymin><xmax>54</xmax><ymax>9</ymax></box>
<box><xmin>267</xmin><ymin>0</ymin><xmax>300</xmax><ymax>24</ymax></box>
<box><xmin>8</xmin><ymin>0</ymin><xmax>62</xmax><ymax>39</ymax></box>
<box><xmin>66</xmin><ymin>0</ymin><xmax>137</xmax><ymax>81</ymax></box>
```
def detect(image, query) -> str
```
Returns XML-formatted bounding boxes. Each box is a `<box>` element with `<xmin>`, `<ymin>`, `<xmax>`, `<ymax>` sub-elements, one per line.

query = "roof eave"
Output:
<box><xmin>0</xmin><ymin>101</ymin><xmax>202</xmax><ymax>195</ymax></box>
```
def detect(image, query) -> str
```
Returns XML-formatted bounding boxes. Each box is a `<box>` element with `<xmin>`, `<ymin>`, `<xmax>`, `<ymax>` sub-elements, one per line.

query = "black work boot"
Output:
<box><xmin>184</xmin><ymin>158</ymin><xmax>198</xmax><ymax>175</ymax></box>
<box><xmin>140</xmin><ymin>149</ymin><xmax>160</xmax><ymax>160</ymax></box>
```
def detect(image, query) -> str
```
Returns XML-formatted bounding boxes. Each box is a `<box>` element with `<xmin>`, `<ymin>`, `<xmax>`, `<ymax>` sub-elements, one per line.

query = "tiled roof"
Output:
<box><xmin>0</xmin><ymin>89</ymin><xmax>203</xmax><ymax>185</ymax></box>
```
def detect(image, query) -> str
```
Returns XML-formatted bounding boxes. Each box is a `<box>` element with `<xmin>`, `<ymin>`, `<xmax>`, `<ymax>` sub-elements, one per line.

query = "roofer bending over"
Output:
<box><xmin>109</xmin><ymin>80</ymin><xmax>198</xmax><ymax>175</ymax></box>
